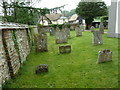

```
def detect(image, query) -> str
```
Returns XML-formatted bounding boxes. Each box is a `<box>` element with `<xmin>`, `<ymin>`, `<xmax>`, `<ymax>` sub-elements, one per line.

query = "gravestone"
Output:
<box><xmin>80</xmin><ymin>24</ymin><xmax>84</xmax><ymax>31</ymax></box>
<box><xmin>98</xmin><ymin>49</ymin><xmax>112</xmax><ymax>63</ymax></box>
<box><xmin>49</xmin><ymin>27</ymin><xmax>55</xmax><ymax>36</ymax></box>
<box><xmin>75</xmin><ymin>25</ymin><xmax>82</xmax><ymax>37</ymax></box>
<box><xmin>59</xmin><ymin>45</ymin><xmax>71</xmax><ymax>54</ymax></box>
<box><xmin>99</xmin><ymin>22</ymin><xmax>104</xmax><ymax>34</ymax></box>
<box><xmin>92</xmin><ymin>31</ymin><xmax>103</xmax><ymax>45</ymax></box>
<box><xmin>35</xmin><ymin>64</ymin><xmax>48</xmax><ymax>74</ymax></box>
<box><xmin>90</xmin><ymin>26</ymin><xmax>95</xmax><ymax>32</ymax></box>
<box><xmin>55</xmin><ymin>27</ymin><xmax>67</xmax><ymax>44</ymax></box>
<box><xmin>62</xmin><ymin>28</ymin><xmax>68</xmax><ymax>43</ymax></box>
<box><xmin>64</xmin><ymin>27</ymin><xmax>70</xmax><ymax>38</ymax></box>
<box><xmin>34</xmin><ymin>33</ymin><xmax>48</xmax><ymax>52</ymax></box>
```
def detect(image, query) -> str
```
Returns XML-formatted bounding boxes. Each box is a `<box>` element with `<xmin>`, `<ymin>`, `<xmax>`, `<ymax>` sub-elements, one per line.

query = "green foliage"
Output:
<box><xmin>57</xmin><ymin>24</ymin><xmax>63</xmax><ymax>30</ymax></box>
<box><xmin>2</xmin><ymin>1</ymin><xmax>66</xmax><ymax>25</ymax></box>
<box><xmin>101</xmin><ymin>16</ymin><xmax>108</xmax><ymax>22</ymax></box>
<box><xmin>3</xmin><ymin>31</ymin><xmax>118</xmax><ymax>88</ymax></box>
<box><xmin>62</xmin><ymin>9</ymin><xmax>76</xmax><ymax>17</ymax></box>
<box><xmin>4</xmin><ymin>2</ymin><xmax>40</xmax><ymax>25</ymax></box>
<box><xmin>37</xmin><ymin>24</ymin><xmax>43</xmax><ymax>27</ymax></box>
<box><xmin>50</xmin><ymin>24</ymin><xmax>58</xmax><ymax>29</ymax></box>
<box><xmin>76</xmin><ymin>1</ymin><xmax>108</xmax><ymax>29</ymax></box>
<box><xmin>66</xmin><ymin>24</ymin><xmax>71</xmax><ymax>28</ymax></box>
<box><xmin>76</xmin><ymin>2</ymin><xmax>108</xmax><ymax>18</ymax></box>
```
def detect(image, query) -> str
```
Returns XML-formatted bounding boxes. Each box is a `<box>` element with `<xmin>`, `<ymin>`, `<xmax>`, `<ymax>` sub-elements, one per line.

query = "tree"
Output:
<box><xmin>76</xmin><ymin>1</ymin><xmax>108</xmax><ymax>29</ymax></box>
<box><xmin>1</xmin><ymin>1</ymin><xmax>66</xmax><ymax>25</ymax></box>
<box><xmin>62</xmin><ymin>9</ymin><xmax>76</xmax><ymax>17</ymax></box>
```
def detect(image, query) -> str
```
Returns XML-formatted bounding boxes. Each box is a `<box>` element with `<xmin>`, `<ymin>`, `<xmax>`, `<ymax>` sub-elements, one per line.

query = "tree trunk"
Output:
<box><xmin>85</xmin><ymin>18</ymin><xmax>94</xmax><ymax>30</ymax></box>
<box><xmin>86</xmin><ymin>24</ymin><xmax>92</xmax><ymax>30</ymax></box>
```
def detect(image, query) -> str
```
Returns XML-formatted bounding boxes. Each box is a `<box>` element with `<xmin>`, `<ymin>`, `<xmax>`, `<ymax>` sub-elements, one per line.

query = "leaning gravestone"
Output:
<box><xmin>92</xmin><ymin>31</ymin><xmax>103</xmax><ymax>45</ymax></box>
<box><xmin>75</xmin><ymin>25</ymin><xmax>82</xmax><ymax>37</ymax></box>
<box><xmin>35</xmin><ymin>64</ymin><xmax>48</xmax><ymax>74</ymax></box>
<box><xmin>34</xmin><ymin>33</ymin><xmax>48</xmax><ymax>52</ymax></box>
<box><xmin>99</xmin><ymin>22</ymin><xmax>104</xmax><ymax>34</ymax></box>
<box><xmin>98</xmin><ymin>49</ymin><xmax>112</xmax><ymax>63</ymax></box>
<box><xmin>59</xmin><ymin>45</ymin><xmax>71</xmax><ymax>54</ymax></box>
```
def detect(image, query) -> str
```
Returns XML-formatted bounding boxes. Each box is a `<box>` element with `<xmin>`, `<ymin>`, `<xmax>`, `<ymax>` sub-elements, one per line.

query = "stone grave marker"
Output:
<box><xmin>64</xmin><ymin>26</ymin><xmax>70</xmax><ymax>38</ymax></box>
<box><xmin>80</xmin><ymin>24</ymin><xmax>84</xmax><ymax>32</ymax></box>
<box><xmin>59</xmin><ymin>45</ymin><xmax>71</xmax><ymax>54</ymax></box>
<box><xmin>49</xmin><ymin>27</ymin><xmax>55</xmax><ymax>36</ymax></box>
<box><xmin>90</xmin><ymin>26</ymin><xmax>95</xmax><ymax>32</ymax></box>
<box><xmin>98</xmin><ymin>49</ymin><xmax>112</xmax><ymax>63</ymax></box>
<box><xmin>92</xmin><ymin>31</ymin><xmax>103</xmax><ymax>45</ymax></box>
<box><xmin>99</xmin><ymin>22</ymin><xmax>104</xmax><ymax>34</ymax></box>
<box><xmin>75</xmin><ymin>25</ymin><xmax>82</xmax><ymax>37</ymax></box>
<box><xmin>62</xmin><ymin>28</ymin><xmax>68</xmax><ymax>43</ymax></box>
<box><xmin>34</xmin><ymin>33</ymin><xmax>48</xmax><ymax>52</ymax></box>
<box><xmin>55</xmin><ymin>27</ymin><xmax>67</xmax><ymax>44</ymax></box>
<box><xmin>35</xmin><ymin>64</ymin><xmax>48</xmax><ymax>74</ymax></box>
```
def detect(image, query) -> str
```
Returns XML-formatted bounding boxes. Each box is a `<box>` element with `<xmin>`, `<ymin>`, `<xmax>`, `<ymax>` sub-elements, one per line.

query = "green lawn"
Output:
<box><xmin>4</xmin><ymin>31</ymin><xmax>119</xmax><ymax>88</ymax></box>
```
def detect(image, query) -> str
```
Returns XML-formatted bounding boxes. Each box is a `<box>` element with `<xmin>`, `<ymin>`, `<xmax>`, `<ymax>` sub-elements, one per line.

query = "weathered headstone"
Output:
<box><xmin>90</xmin><ymin>26</ymin><xmax>95</xmax><ymax>32</ymax></box>
<box><xmin>75</xmin><ymin>25</ymin><xmax>82</xmax><ymax>37</ymax></box>
<box><xmin>80</xmin><ymin>24</ymin><xmax>84</xmax><ymax>32</ymax></box>
<box><xmin>92</xmin><ymin>31</ymin><xmax>103</xmax><ymax>45</ymax></box>
<box><xmin>62</xmin><ymin>28</ymin><xmax>68</xmax><ymax>43</ymax></box>
<box><xmin>49</xmin><ymin>27</ymin><xmax>55</xmax><ymax>36</ymax></box>
<box><xmin>35</xmin><ymin>64</ymin><xmax>48</xmax><ymax>74</ymax></box>
<box><xmin>55</xmin><ymin>27</ymin><xmax>67</xmax><ymax>44</ymax></box>
<box><xmin>59</xmin><ymin>45</ymin><xmax>71</xmax><ymax>54</ymax></box>
<box><xmin>64</xmin><ymin>27</ymin><xmax>70</xmax><ymax>38</ymax></box>
<box><xmin>34</xmin><ymin>33</ymin><xmax>48</xmax><ymax>52</ymax></box>
<box><xmin>98</xmin><ymin>49</ymin><xmax>112</xmax><ymax>63</ymax></box>
<box><xmin>99</xmin><ymin>22</ymin><xmax>104</xmax><ymax>34</ymax></box>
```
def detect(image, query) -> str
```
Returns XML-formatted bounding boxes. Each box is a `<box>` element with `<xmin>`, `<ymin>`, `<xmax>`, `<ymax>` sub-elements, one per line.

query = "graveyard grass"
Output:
<box><xmin>3</xmin><ymin>31</ymin><xmax>118</xmax><ymax>88</ymax></box>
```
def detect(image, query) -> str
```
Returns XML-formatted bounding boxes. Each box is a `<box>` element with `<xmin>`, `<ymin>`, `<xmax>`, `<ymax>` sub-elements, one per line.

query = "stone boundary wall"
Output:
<box><xmin>0</xmin><ymin>23</ymin><xmax>33</xmax><ymax>89</ymax></box>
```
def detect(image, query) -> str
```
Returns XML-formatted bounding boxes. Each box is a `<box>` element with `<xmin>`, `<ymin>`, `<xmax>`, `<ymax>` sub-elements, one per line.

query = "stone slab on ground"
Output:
<box><xmin>35</xmin><ymin>64</ymin><xmax>48</xmax><ymax>74</ymax></box>
<box><xmin>98</xmin><ymin>49</ymin><xmax>112</xmax><ymax>63</ymax></box>
<box><xmin>59</xmin><ymin>45</ymin><xmax>71</xmax><ymax>54</ymax></box>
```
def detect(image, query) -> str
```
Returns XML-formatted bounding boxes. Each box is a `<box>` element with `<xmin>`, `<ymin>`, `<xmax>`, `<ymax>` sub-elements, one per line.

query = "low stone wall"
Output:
<box><xmin>0</xmin><ymin>23</ymin><xmax>33</xmax><ymax>89</ymax></box>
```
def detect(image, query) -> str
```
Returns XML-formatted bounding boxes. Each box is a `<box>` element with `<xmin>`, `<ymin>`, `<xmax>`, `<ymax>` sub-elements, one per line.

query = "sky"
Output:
<box><xmin>33</xmin><ymin>0</ymin><xmax>111</xmax><ymax>11</ymax></box>
<box><xmin>0</xmin><ymin>0</ymin><xmax>111</xmax><ymax>16</ymax></box>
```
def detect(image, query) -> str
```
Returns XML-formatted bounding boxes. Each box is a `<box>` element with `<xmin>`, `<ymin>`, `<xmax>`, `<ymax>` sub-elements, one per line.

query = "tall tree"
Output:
<box><xmin>76</xmin><ymin>0</ymin><xmax>108</xmax><ymax>29</ymax></box>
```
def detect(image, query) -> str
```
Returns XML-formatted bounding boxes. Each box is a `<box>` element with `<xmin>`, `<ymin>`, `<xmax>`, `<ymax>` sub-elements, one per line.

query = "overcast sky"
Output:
<box><xmin>0</xmin><ymin>0</ymin><xmax>111</xmax><ymax>15</ymax></box>
<box><xmin>33</xmin><ymin>0</ymin><xmax>111</xmax><ymax>11</ymax></box>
